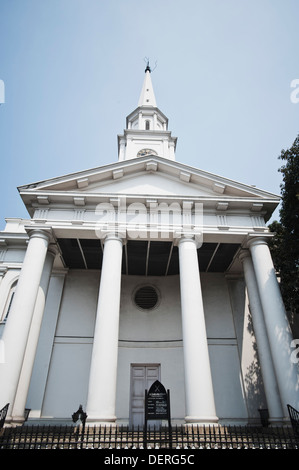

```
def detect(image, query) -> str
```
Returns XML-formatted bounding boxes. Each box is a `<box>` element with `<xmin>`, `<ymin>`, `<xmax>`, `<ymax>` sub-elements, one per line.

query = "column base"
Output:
<box><xmin>6</xmin><ymin>416</ymin><xmax>25</xmax><ymax>427</ymax></box>
<box><xmin>86</xmin><ymin>416</ymin><xmax>117</xmax><ymax>427</ymax></box>
<box><xmin>268</xmin><ymin>417</ymin><xmax>285</xmax><ymax>426</ymax></box>
<box><xmin>185</xmin><ymin>415</ymin><xmax>219</xmax><ymax>426</ymax></box>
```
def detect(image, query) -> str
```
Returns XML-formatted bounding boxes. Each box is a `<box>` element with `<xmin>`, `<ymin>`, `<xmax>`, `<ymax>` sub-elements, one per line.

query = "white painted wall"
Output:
<box><xmin>119</xmin><ymin>275</ymin><xmax>182</xmax><ymax>342</ymax></box>
<box><xmin>55</xmin><ymin>270</ymin><xmax>99</xmax><ymax>337</ymax></box>
<box><xmin>41</xmin><ymin>339</ymin><xmax>93</xmax><ymax>418</ymax></box>
<box><xmin>25</xmin><ymin>269</ymin><xmax>264</xmax><ymax>424</ymax></box>
<box><xmin>227</xmin><ymin>277</ymin><xmax>267</xmax><ymax>420</ymax></box>
<box><xmin>27</xmin><ymin>270</ymin><xmax>99</xmax><ymax>419</ymax></box>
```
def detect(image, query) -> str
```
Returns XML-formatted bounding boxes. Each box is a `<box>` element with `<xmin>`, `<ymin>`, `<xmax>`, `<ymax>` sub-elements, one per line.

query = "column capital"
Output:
<box><xmin>176</xmin><ymin>234</ymin><xmax>202</xmax><ymax>249</ymax></box>
<box><xmin>238</xmin><ymin>248</ymin><xmax>251</xmax><ymax>262</ymax></box>
<box><xmin>246</xmin><ymin>234</ymin><xmax>272</xmax><ymax>249</ymax></box>
<box><xmin>25</xmin><ymin>226</ymin><xmax>52</xmax><ymax>243</ymax></box>
<box><xmin>102</xmin><ymin>232</ymin><xmax>126</xmax><ymax>246</ymax></box>
<box><xmin>47</xmin><ymin>243</ymin><xmax>59</xmax><ymax>258</ymax></box>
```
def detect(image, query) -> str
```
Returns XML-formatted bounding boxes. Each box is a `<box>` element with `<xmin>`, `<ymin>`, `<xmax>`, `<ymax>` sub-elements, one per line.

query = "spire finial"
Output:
<box><xmin>143</xmin><ymin>57</ymin><xmax>157</xmax><ymax>73</ymax></box>
<box><xmin>144</xmin><ymin>57</ymin><xmax>151</xmax><ymax>73</ymax></box>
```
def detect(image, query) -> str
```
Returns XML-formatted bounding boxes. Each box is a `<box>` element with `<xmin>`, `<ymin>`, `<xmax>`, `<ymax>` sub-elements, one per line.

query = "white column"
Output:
<box><xmin>0</xmin><ymin>228</ymin><xmax>51</xmax><ymax>420</ymax></box>
<box><xmin>178</xmin><ymin>236</ymin><xmax>218</xmax><ymax>424</ymax></box>
<box><xmin>248</xmin><ymin>236</ymin><xmax>299</xmax><ymax>415</ymax></box>
<box><xmin>240</xmin><ymin>250</ymin><xmax>284</xmax><ymax>424</ymax></box>
<box><xmin>11</xmin><ymin>246</ymin><xmax>57</xmax><ymax>424</ymax></box>
<box><xmin>86</xmin><ymin>233</ymin><xmax>123</xmax><ymax>424</ymax></box>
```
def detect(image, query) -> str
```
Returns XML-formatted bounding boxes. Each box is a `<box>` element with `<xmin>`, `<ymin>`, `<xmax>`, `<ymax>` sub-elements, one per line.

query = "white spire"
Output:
<box><xmin>117</xmin><ymin>63</ymin><xmax>177</xmax><ymax>161</ymax></box>
<box><xmin>138</xmin><ymin>63</ymin><xmax>157</xmax><ymax>107</ymax></box>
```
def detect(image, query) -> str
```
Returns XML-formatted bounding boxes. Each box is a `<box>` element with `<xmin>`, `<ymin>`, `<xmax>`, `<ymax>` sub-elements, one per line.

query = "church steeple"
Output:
<box><xmin>137</xmin><ymin>62</ymin><xmax>157</xmax><ymax>107</ymax></box>
<box><xmin>117</xmin><ymin>65</ymin><xmax>177</xmax><ymax>162</ymax></box>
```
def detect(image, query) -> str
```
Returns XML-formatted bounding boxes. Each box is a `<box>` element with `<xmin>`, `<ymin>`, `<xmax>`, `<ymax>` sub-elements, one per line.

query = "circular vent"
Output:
<box><xmin>134</xmin><ymin>285</ymin><xmax>159</xmax><ymax>310</ymax></box>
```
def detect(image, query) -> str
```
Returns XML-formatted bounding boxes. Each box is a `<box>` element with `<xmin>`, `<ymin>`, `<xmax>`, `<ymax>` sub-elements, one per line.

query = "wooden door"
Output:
<box><xmin>130</xmin><ymin>364</ymin><xmax>160</xmax><ymax>428</ymax></box>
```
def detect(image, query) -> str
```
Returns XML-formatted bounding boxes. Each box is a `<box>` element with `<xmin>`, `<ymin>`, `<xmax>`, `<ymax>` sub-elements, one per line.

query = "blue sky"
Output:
<box><xmin>0</xmin><ymin>0</ymin><xmax>298</xmax><ymax>229</ymax></box>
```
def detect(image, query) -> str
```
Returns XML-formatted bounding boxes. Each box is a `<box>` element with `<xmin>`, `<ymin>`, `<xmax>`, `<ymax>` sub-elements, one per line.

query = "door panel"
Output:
<box><xmin>130</xmin><ymin>364</ymin><xmax>160</xmax><ymax>427</ymax></box>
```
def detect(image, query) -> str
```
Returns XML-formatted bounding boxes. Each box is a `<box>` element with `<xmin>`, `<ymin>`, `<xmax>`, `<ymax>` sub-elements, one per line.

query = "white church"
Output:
<box><xmin>0</xmin><ymin>64</ymin><xmax>298</xmax><ymax>428</ymax></box>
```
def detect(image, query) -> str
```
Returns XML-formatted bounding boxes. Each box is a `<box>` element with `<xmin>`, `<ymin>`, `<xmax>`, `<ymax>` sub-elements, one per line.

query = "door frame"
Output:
<box><xmin>129</xmin><ymin>363</ymin><xmax>161</xmax><ymax>428</ymax></box>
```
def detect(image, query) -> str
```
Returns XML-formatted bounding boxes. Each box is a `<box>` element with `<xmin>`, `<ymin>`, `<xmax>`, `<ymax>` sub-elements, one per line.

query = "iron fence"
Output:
<box><xmin>0</xmin><ymin>404</ymin><xmax>8</xmax><ymax>430</ymax></box>
<box><xmin>0</xmin><ymin>424</ymin><xmax>298</xmax><ymax>450</ymax></box>
<box><xmin>287</xmin><ymin>404</ymin><xmax>299</xmax><ymax>435</ymax></box>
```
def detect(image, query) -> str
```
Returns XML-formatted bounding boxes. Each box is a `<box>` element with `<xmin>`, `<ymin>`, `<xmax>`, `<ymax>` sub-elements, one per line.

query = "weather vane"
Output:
<box><xmin>144</xmin><ymin>57</ymin><xmax>157</xmax><ymax>73</ymax></box>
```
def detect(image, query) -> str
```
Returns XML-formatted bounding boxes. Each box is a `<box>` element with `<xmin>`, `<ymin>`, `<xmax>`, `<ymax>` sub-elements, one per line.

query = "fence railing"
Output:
<box><xmin>0</xmin><ymin>404</ymin><xmax>9</xmax><ymax>430</ymax></box>
<box><xmin>0</xmin><ymin>424</ymin><xmax>298</xmax><ymax>449</ymax></box>
<box><xmin>287</xmin><ymin>404</ymin><xmax>299</xmax><ymax>435</ymax></box>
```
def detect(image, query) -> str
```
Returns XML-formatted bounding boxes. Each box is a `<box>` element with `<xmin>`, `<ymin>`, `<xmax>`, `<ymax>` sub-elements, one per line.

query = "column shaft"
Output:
<box><xmin>240</xmin><ymin>251</ymin><xmax>283</xmax><ymax>423</ymax></box>
<box><xmin>0</xmin><ymin>229</ymin><xmax>50</xmax><ymax>418</ymax></box>
<box><xmin>178</xmin><ymin>237</ymin><xmax>218</xmax><ymax>424</ymax></box>
<box><xmin>11</xmin><ymin>247</ymin><xmax>56</xmax><ymax>423</ymax></box>
<box><xmin>86</xmin><ymin>234</ymin><xmax>123</xmax><ymax>424</ymax></box>
<box><xmin>248</xmin><ymin>237</ymin><xmax>299</xmax><ymax>414</ymax></box>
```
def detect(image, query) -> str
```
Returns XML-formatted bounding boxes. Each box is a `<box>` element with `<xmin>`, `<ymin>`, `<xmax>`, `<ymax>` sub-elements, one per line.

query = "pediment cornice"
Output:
<box><xmin>18</xmin><ymin>156</ymin><xmax>280</xmax><ymax>219</ymax></box>
<box><xmin>18</xmin><ymin>156</ymin><xmax>279</xmax><ymax>198</ymax></box>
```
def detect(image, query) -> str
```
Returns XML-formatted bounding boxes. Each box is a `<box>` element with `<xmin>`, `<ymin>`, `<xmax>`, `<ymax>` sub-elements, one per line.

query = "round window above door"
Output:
<box><xmin>133</xmin><ymin>285</ymin><xmax>160</xmax><ymax>310</ymax></box>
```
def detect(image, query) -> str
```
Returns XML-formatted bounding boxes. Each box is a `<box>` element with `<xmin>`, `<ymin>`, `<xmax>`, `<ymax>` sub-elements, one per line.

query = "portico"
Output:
<box><xmin>0</xmin><ymin>66</ymin><xmax>298</xmax><ymax>427</ymax></box>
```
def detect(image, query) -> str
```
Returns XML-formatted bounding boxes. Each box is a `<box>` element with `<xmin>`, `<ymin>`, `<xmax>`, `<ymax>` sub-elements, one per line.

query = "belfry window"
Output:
<box><xmin>145</xmin><ymin>120</ymin><xmax>150</xmax><ymax>130</ymax></box>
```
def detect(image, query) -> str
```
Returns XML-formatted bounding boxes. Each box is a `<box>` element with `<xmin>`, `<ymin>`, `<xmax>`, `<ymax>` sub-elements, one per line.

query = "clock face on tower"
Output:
<box><xmin>137</xmin><ymin>148</ymin><xmax>158</xmax><ymax>158</ymax></box>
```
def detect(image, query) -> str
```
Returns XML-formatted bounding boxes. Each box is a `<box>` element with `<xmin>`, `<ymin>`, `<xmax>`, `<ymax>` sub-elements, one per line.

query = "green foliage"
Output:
<box><xmin>268</xmin><ymin>134</ymin><xmax>299</xmax><ymax>315</ymax></box>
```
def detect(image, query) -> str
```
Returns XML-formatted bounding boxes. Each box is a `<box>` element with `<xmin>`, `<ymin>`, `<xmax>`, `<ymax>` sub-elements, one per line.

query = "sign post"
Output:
<box><xmin>144</xmin><ymin>380</ymin><xmax>172</xmax><ymax>448</ymax></box>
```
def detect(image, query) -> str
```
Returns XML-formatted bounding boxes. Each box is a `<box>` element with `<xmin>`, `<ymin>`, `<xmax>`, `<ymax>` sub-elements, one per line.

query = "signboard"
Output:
<box><xmin>144</xmin><ymin>380</ymin><xmax>172</xmax><ymax>448</ymax></box>
<box><xmin>146</xmin><ymin>380</ymin><xmax>169</xmax><ymax>420</ymax></box>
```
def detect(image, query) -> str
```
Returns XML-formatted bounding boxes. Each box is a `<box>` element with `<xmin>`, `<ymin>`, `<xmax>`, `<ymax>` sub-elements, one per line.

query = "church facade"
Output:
<box><xmin>0</xmin><ymin>66</ymin><xmax>298</xmax><ymax>427</ymax></box>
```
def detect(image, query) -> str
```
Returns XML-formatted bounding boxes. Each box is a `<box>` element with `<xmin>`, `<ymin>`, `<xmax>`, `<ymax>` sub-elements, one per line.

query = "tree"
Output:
<box><xmin>268</xmin><ymin>134</ymin><xmax>299</xmax><ymax>330</ymax></box>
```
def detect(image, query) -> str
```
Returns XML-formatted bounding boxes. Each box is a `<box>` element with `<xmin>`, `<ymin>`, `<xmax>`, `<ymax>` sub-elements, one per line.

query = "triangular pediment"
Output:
<box><xmin>75</xmin><ymin>172</ymin><xmax>219</xmax><ymax>197</ymax></box>
<box><xmin>18</xmin><ymin>156</ymin><xmax>280</xmax><ymax>218</ymax></box>
<box><xmin>18</xmin><ymin>156</ymin><xmax>278</xmax><ymax>198</ymax></box>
